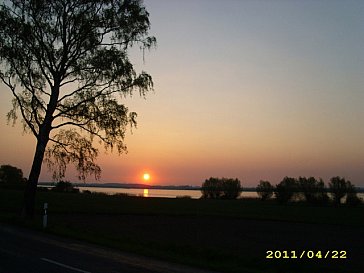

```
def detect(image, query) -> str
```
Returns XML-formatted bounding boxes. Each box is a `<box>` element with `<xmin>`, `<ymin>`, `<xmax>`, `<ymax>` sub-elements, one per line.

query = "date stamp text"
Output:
<box><xmin>266</xmin><ymin>250</ymin><xmax>347</xmax><ymax>259</ymax></box>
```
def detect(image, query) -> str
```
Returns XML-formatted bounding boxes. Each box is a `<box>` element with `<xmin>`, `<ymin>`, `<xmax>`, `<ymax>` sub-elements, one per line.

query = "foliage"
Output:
<box><xmin>329</xmin><ymin>176</ymin><xmax>349</xmax><ymax>206</ymax></box>
<box><xmin>274</xmin><ymin>177</ymin><xmax>298</xmax><ymax>204</ymax></box>
<box><xmin>0</xmin><ymin>165</ymin><xmax>25</xmax><ymax>185</ymax></box>
<box><xmin>0</xmin><ymin>0</ymin><xmax>156</xmax><ymax>216</ymax></box>
<box><xmin>298</xmin><ymin>177</ymin><xmax>329</xmax><ymax>205</ymax></box>
<box><xmin>345</xmin><ymin>181</ymin><xmax>362</xmax><ymax>207</ymax></box>
<box><xmin>272</xmin><ymin>176</ymin><xmax>360</xmax><ymax>206</ymax></box>
<box><xmin>176</xmin><ymin>195</ymin><xmax>192</xmax><ymax>199</ymax></box>
<box><xmin>0</xmin><ymin>0</ymin><xmax>155</xmax><ymax>180</ymax></box>
<box><xmin>52</xmin><ymin>181</ymin><xmax>79</xmax><ymax>193</ymax></box>
<box><xmin>114</xmin><ymin>192</ymin><xmax>132</xmax><ymax>198</ymax></box>
<box><xmin>201</xmin><ymin>177</ymin><xmax>241</xmax><ymax>199</ymax></box>
<box><xmin>256</xmin><ymin>180</ymin><xmax>273</xmax><ymax>201</ymax></box>
<box><xmin>201</xmin><ymin>177</ymin><xmax>223</xmax><ymax>199</ymax></box>
<box><xmin>221</xmin><ymin>178</ymin><xmax>242</xmax><ymax>199</ymax></box>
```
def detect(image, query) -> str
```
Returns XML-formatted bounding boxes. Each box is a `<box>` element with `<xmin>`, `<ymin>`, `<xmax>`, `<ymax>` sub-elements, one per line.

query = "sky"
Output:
<box><xmin>0</xmin><ymin>0</ymin><xmax>363</xmax><ymax>187</ymax></box>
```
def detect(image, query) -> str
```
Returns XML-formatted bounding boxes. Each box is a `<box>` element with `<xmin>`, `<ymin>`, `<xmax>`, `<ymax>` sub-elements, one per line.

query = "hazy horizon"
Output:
<box><xmin>1</xmin><ymin>0</ymin><xmax>363</xmax><ymax>187</ymax></box>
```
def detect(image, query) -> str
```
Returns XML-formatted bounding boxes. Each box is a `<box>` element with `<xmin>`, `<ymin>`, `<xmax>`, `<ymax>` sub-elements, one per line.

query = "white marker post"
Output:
<box><xmin>43</xmin><ymin>203</ymin><xmax>48</xmax><ymax>228</ymax></box>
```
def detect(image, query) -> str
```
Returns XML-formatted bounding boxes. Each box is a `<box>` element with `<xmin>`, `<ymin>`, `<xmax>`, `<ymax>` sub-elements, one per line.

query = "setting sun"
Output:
<box><xmin>143</xmin><ymin>173</ymin><xmax>150</xmax><ymax>181</ymax></box>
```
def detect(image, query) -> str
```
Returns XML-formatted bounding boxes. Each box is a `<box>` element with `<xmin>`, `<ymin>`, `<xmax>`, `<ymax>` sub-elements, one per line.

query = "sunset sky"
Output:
<box><xmin>0</xmin><ymin>0</ymin><xmax>363</xmax><ymax>187</ymax></box>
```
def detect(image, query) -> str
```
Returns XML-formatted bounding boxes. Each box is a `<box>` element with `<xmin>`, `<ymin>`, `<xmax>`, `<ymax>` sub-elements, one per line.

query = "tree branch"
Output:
<box><xmin>54</xmin><ymin>84</ymin><xmax>121</xmax><ymax>119</ymax></box>
<box><xmin>0</xmin><ymin>75</ymin><xmax>38</xmax><ymax>137</ymax></box>
<box><xmin>53</xmin><ymin>121</ymin><xmax>107</xmax><ymax>143</ymax></box>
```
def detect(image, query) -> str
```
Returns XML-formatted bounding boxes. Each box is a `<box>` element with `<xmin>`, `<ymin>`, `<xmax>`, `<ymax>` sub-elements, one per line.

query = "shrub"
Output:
<box><xmin>274</xmin><ymin>177</ymin><xmax>298</xmax><ymax>204</ymax></box>
<box><xmin>345</xmin><ymin>181</ymin><xmax>362</xmax><ymax>207</ymax></box>
<box><xmin>298</xmin><ymin>177</ymin><xmax>329</xmax><ymax>205</ymax></box>
<box><xmin>52</xmin><ymin>181</ymin><xmax>80</xmax><ymax>193</ymax></box>
<box><xmin>201</xmin><ymin>177</ymin><xmax>223</xmax><ymax>199</ymax></box>
<box><xmin>0</xmin><ymin>164</ymin><xmax>25</xmax><ymax>185</ymax></box>
<box><xmin>256</xmin><ymin>180</ymin><xmax>274</xmax><ymax>201</ymax></box>
<box><xmin>221</xmin><ymin>178</ymin><xmax>242</xmax><ymax>199</ymax></box>
<box><xmin>37</xmin><ymin>186</ymin><xmax>50</xmax><ymax>192</ymax></box>
<box><xmin>201</xmin><ymin>177</ymin><xmax>242</xmax><ymax>199</ymax></box>
<box><xmin>114</xmin><ymin>193</ymin><xmax>132</xmax><ymax>198</ymax></box>
<box><xmin>176</xmin><ymin>195</ymin><xmax>192</xmax><ymax>199</ymax></box>
<box><xmin>329</xmin><ymin>177</ymin><xmax>349</xmax><ymax>206</ymax></box>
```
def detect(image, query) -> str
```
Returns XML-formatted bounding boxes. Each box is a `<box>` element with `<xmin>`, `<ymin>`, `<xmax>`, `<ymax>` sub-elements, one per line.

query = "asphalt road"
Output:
<box><xmin>0</xmin><ymin>224</ymin><xmax>218</xmax><ymax>273</ymax></box>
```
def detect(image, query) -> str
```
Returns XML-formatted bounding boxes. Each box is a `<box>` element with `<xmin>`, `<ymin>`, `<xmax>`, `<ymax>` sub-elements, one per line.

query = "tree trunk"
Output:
<box><xmin>21</xmin><ymin>82</ymin><xmax>60</xmax><ymax>218</ymax></box>
<box><xmin>21</xmin><ymin>137</ymin><xmax>48</xmax><ymax>218</ymax></box>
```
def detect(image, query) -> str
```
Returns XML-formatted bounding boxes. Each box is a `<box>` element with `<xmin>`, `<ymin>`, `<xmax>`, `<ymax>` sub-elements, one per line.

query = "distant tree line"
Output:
<box><xmin>201</xmin><ymin>175</ymin><xmax>362</xmax><ymax>206</ymax></box>
<box><xmin>256</xmin><ymin>176</ymin><xmax>362</xmax><ymax>206</ymax></box>
<box><xmin>2</xmin><ymin>164</ymin><xmax>362</xmax><ymax>206</ymax></box>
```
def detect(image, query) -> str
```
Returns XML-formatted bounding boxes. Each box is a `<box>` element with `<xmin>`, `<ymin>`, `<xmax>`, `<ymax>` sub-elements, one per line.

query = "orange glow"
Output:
<box><xmin>143</xmin><ymin>173</ymin><xmax>150</xmax><ymax>181</ymax></box>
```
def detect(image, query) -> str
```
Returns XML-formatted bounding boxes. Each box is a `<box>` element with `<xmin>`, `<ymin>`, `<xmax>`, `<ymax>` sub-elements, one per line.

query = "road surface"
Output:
<box><xmin>0</xmin><ymin>224</ymin><xmax>218</xmax><ymax>273</ymax></box>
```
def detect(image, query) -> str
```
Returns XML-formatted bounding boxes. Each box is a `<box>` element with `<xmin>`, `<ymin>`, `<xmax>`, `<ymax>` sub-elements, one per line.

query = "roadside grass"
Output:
<box><xmin>34</xmin><ymin>190</ymin><xmax>364</xmax><ymax>227</ymax></box>
<box><xmin>3</xmin><ymin>189</ymin><xmax>362</xmax><ymax>226</ymax></box>
<box><xmin>1</xmin><ymin>188</ymin><xmax>363</xmax><ymax>273</ymax></box>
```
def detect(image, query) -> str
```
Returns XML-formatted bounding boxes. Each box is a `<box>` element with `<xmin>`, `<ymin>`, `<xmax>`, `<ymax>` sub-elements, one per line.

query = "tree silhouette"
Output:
<box><xmin>221</xmin><ymin>178</ymin><xmax>242</xmax><ymax>199</ymax></box>
<box><xmin>298</xmin><ymin>177</ymin><xmax>328</xmax><ymax>204</ymax></box>
<box><xmin>256</xmin><ymin>180</ymin><xmax>273</xmax><ymax>201</ymax></box>
<box><xmin>345</xmin><ymin>181</ymin><xmax>362</xmax><ymax>206</ymax></box>
<box><xmin>0</xmin><ymin>0</ymin><xmax>155</xmax><ymax>217</ymax></box>
<box><xmin>0</xmin><ymin>164</ymin><xmax>24</xmax><ymax>185</ymax></box>
<box><xmin>201</xmin><ymin>177</ymin><xmax>223</xmax><ymax>199</ymax></box>
<box><xmin>328</xmin><ymin>176</ymin><xmax>349</xmax><ymax>206</ymax></box>
<box><xmin>201</xmin><ymin>177</ymin><xmax>241</xmax><ymax>199</ymax></box>
<box><xmin>274</xmin><ymin>177</ymin><xmax>298</xmax><ymax>204</ymax></box>
<box><xmin>345</xmin><ymin>181</ymin><xmax>361</xmax><ymax>206</ymax></box>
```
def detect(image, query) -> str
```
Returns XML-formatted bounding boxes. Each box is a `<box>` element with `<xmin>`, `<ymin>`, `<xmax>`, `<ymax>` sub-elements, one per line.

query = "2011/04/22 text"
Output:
<box><xmin>266</xmin><ymin>250</ymin><xmax>347</xmax><ymax>259</ymax></box>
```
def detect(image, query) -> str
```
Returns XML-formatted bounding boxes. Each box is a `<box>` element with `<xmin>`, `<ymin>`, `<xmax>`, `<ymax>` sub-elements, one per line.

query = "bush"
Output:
<box><xmin>0</xmin><ymin>164</ymin><xmax>25</xmax><ymax>185</ymax></box>
<box><xmin>274</xmin><ymin>177</ymin><xmax>298</xmax><ymax>204</ymax></box>
<box><xmin>329</xmin><ymin>176</ymin><xmax>349</xmax><ymax>206</ymax></box>
<box><xmin>201</xmin><ymin>177</ymin><xmax>223</xmax><ymax>199</ymax></box>
<box><xmin>256</xmin><ymin>180</ymin><xmax>273</xmax><ymax>201</ymax></box>
<box><xmin>52</xmin><ymin>181</ymin><xmax>80</xmax><ymax>193</ymax></box>
<box><xmin>298</xmin><ymin>177</ymin><xmax>329</xmax><ymax>205</ymax></box>
<box><xmin>346</xmin><ymin>193</ymin><xmax>362</xmax><ymax>207</ymax></box>
<box><xmin>176</xmin><ymin>195</ymin><xmax>192</xmax><ymax>199</ymax></box>
<box><xmin>37</xmin><ymin>186</ymin><xmax>50</xmax><ymax>192</ymax></box>
<box><xmin>114</xmin><ymin>193</ymin><xmax>132</xmax><ymax>198</ymax></box>
<box><xmin>345</xmin><ymin>181</ymin><xmax>362</xmax><ymax>207</ymax></box>
<box><xmin>201</xmin><ymin>177</ymin><xmax>242</xmax><ymax>199</ymax></box>
<box><xmin>221</xmin><ymin>178</ymin><xmax>242</xmax><ymax>199</ymax></box>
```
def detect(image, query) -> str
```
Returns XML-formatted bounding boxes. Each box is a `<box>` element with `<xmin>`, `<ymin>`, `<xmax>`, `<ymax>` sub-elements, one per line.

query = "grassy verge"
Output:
<box><xmin>1</xmin><ymin>189</ymin><xmax>363</xmax><ymax>273</ymax></box>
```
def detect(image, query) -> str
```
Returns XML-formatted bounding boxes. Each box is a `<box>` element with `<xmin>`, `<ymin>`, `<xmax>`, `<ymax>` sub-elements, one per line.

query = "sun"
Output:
<box><xmin>143</xmin><ymin>173</ymin><xmax>150</xmax><ymax>181</ymax></box>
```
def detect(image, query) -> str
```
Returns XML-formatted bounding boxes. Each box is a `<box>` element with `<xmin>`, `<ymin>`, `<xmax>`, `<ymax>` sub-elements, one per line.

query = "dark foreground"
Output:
<box><xmin>0</xmin><ymin>224</ymin><xmax>217</xmax><ymax>273</ymax></box>
<box><xmin>1</xmin><ymin>189</ymin><xmax>363</xmax><ymax>273</ymax></box>
<box><xmin>51</xmin><ymin>214</ymin><xmax>363</xmax><ymax>273</ymax></box>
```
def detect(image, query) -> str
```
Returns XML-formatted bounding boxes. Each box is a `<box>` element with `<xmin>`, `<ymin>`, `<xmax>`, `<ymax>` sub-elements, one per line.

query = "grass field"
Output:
<box><xmin>1</xmin><ymin>188</ymin><xmax>363</xmax><ymax>273</ymax></box>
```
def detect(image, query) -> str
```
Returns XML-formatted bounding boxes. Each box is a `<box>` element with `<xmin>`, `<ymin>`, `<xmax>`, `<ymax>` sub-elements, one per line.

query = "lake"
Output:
<box><xmin>40</xmin><ymin>185</ymin><xmax>364</xmax><ymax>200</ymax></box>
<box><xmin>79</xmin><ymin>186</ymin><xmax>259</xmax><ymax>199</ymax></box>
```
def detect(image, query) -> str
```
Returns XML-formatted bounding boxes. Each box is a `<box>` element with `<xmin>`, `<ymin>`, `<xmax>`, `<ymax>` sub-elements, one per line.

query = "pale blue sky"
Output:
<box><xmin>1</xmin><ymin>0</ymin><xmax>363</xmax><ymax>186</ymax></box>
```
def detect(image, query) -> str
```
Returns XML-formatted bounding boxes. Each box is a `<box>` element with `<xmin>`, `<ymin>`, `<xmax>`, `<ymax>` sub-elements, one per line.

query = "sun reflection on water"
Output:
<box><xmin>143</xmin><ymin>189</ymin><xmax>149</xmax><ymax>197</ymax></box>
